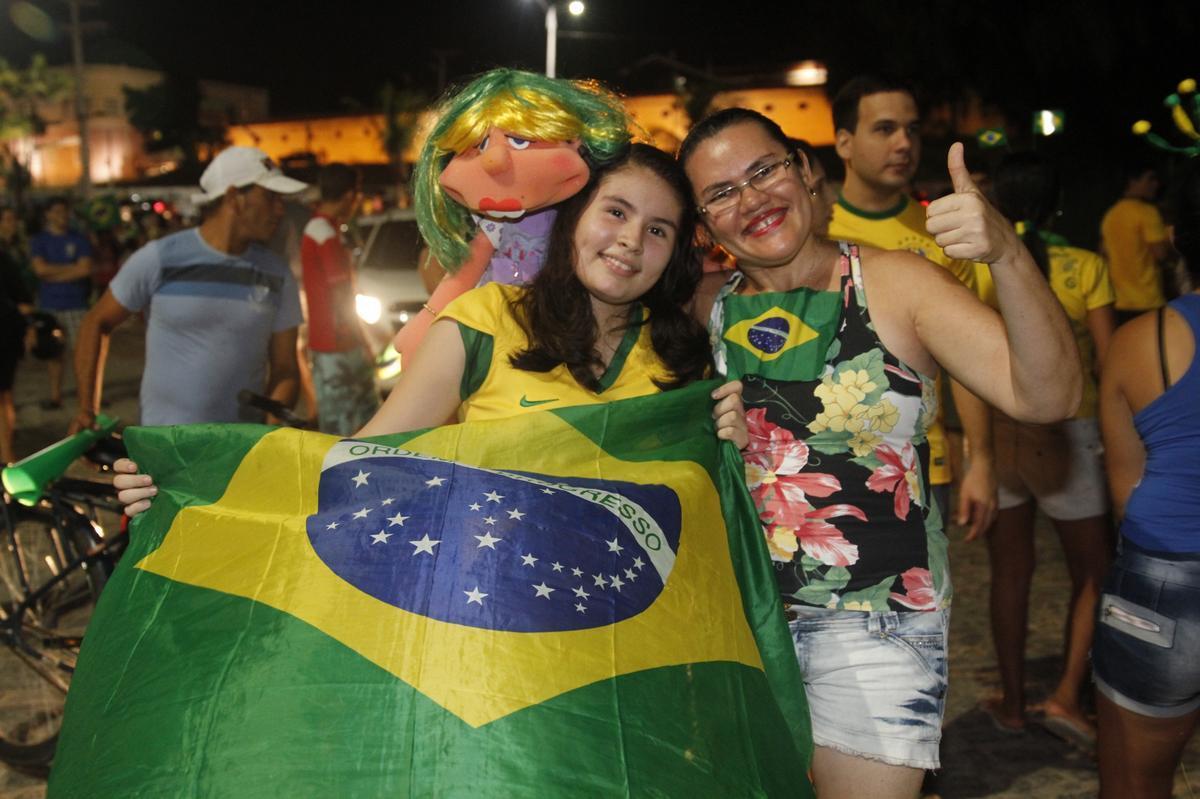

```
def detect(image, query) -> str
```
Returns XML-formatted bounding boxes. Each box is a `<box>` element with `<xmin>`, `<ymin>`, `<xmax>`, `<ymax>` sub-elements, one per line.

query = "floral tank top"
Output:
<box><xmin>710</xmin><ymin>243</ymin><xmax>948</xmax><ymax>612</ymax></box>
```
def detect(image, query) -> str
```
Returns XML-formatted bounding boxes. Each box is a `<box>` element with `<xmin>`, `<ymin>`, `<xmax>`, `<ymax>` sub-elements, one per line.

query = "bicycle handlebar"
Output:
<box><xmin>237</xmin><ymin>390</ymin><xmax>312</xmax><ymax>429</ymax></box>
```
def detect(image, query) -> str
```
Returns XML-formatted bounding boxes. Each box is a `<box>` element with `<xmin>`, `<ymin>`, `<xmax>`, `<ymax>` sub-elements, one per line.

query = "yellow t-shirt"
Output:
<box><xmin>1045</xmin><ymin>244</ymin><xmax>1114</xmax><ymax>419</ymax></box>
<box><xmin>439</xmin><ymin>283</ymin><xmax>670</xmax><ymax>423</ymax></box>
<box><xmin>828</xmin><ymin>195</ymin><xmax>984</xmax><ymax>486</ymax></box>
<box><xmin>1100</xmin><ymin>198</ymin><xmax>1168</xmax><ymax>311</ymax></box>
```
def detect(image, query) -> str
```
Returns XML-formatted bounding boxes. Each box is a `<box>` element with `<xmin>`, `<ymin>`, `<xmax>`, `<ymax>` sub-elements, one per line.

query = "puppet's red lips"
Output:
<box><xmin>478</xmin><ymin>197</ymin><xmax>524</xmax><ymax>212</ymax></box>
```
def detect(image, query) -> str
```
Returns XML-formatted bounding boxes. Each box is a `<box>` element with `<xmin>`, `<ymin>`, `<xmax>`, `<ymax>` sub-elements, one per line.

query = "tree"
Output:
<box><xmin>0</xmin><ymin>53</ymin><xmax>70</xmax><ymax>206</ymax></box>
<box><xmin>377</xmin><ymin>83</ymin><xmax>427</xmax><ymax>204</ymax></box>
<box><xmin>122</xmin><ymin>73</ymin><xmax>225</xmax><ymax>168</ymax></box>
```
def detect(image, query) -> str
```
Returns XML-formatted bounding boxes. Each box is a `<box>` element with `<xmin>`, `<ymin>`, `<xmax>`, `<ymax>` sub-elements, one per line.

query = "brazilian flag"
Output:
<box><xmin>721</xmin><ymin>289</ymin><xmax>842</xmax><ymax>381</ymax></box>
<box><xmin>49</xmin><ymin>382</ymin><xmax>813</xmax><ymax>798</ymax></box>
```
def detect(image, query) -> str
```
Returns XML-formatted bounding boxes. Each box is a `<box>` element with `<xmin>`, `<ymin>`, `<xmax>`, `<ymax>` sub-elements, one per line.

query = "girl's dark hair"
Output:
<box><xmin>1172</xmin><ymin>160</ymin><xmax>1200</xmax><ymax>277</ymax></box>
<box><xmin>677</xmin><ymin>107</ymin><xmax>792</xmax><ymax>175</ymax></box>
<box><xmin>994</xmin><ymin>152</ymin><xmax>1061</xmax><ymax>277</ymax></box>
<box><xmin>510</xmin><ymin>143</ymin><xmax>712</xmax><ymax>391</ymax></box>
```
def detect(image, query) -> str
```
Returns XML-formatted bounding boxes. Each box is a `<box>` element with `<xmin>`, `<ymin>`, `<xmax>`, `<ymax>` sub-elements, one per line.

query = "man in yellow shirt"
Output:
<box><xmin>1100</xmin><ymin>162</ymin><xmax>1171</xmax><ymax>325</ymax></box>
<box><xmin>827</xmin><ymin>75</ymin><xmax>996</xmax><ymax>537</ymax></box>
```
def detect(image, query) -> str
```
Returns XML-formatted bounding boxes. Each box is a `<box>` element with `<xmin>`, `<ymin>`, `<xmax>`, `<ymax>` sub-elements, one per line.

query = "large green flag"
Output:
<box><xmin>49</xmin><ymin>382</ymin><xmax>813</xmax><ymax>797</ymax></box>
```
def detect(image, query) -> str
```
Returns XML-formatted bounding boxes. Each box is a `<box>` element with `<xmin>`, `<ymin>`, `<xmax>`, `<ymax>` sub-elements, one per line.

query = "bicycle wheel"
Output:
<box><xmin>0</xmin><ymin>504</ymin><xmax>96</xmax><ymax>769</ymax></box>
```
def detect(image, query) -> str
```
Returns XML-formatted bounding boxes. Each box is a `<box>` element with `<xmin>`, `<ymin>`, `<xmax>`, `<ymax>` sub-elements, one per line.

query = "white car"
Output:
<box><xmin>351</xmin><ymin>208</ymin><xmax>430</xmax><ymax>387</ymax></box>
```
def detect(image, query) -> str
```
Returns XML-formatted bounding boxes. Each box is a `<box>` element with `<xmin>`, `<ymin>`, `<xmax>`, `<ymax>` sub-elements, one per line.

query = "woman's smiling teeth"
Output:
<box><xmin>601</xmin><ymin>252</ymin><xmax>639</xmax><ymax>275</ymax></box>
<box><xmin>744</xmin><ymin>208</ymin><xmax>785</xmax><ymax>237</ymax></box>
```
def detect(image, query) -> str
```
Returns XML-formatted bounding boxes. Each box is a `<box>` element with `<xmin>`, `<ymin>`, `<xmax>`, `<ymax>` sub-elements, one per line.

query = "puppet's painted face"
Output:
<box><xmin>439</xmin><ymin>128</ymin><xmax>589</xmax><ymax>220</ymax></box>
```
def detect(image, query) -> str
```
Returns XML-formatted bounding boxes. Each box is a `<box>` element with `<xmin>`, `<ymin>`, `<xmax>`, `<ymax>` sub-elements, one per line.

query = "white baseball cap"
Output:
<box><xmin>193</xmin><ymin>146</ymin><xmax>308</xmax><ymax>204</ymax></box>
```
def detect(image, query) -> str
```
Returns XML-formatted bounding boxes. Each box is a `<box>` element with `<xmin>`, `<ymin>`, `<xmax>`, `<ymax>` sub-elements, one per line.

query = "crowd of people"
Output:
<box><xmin>0</xmin><ymin>194</ymin><xmax>185</xmax><ymax>462</ymax></box>
<box><xmin>2</xmin><ymin>68</ymin><xmax>1197</xmax><ymax>797</ymax></box>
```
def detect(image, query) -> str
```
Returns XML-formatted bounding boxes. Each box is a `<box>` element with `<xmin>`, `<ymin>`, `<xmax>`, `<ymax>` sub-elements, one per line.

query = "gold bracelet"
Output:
<box><xmin>422</xmin><ymin>303</ymin><xmax>438</xmax><ymax>315</ymax></box>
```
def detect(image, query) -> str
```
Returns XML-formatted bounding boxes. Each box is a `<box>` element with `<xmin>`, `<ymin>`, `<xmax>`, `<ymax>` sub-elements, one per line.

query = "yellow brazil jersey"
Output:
<box><xmin>829</xmin><ymin>195</ymin><xmax>985</xmax><ymax>487</ymax></box>
<box><xmin>1100</xmin><ymin>198</ymin><xmax>1168</xmax><ymax>311</ymax></box>
<box><xmin>439</xmin><ymin>283</ymin><xmax>670</xmax><ymax>423</ymax></box>
<box><xmin>1045</xmin><ymin>244</ymin><xmax>1114</xmax><ymax>419</ymax></box>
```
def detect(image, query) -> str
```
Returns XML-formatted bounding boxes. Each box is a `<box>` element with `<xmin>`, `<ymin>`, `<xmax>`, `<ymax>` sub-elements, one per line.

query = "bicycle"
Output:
<box><xmin>0</xmin><ymin>418</ymin><xmax>127</xmax><ymax>774</ymax></box>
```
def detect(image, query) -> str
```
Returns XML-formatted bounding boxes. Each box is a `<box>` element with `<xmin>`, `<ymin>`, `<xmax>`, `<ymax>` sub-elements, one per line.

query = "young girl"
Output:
<box><xmin>115</xmin><ymin>144</ymin><xmax>747</xmax><ymax>512</ymax></box>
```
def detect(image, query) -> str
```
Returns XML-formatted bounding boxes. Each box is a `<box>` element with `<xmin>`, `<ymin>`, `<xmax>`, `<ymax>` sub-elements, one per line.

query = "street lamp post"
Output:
<box><xmin>541</xmin><ymin>0</ymin><xmax>584</xmax><ymax>79</ymax></box>
<box><xmin>545</xmin><ymin>3</ymin><xmax>558</xmax><ymax>78</ymax></box>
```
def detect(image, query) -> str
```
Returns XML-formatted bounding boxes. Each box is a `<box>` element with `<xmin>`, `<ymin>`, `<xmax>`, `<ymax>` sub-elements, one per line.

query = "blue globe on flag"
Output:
<box><xmin>306</xmin><ymin>442</ymin><xmax>682</xmax><ymax>633</ymax></box>
<box><xmin>746</xmin><ymin>316</ymin><xmax>791</xmax><ymax>354</ymax></box>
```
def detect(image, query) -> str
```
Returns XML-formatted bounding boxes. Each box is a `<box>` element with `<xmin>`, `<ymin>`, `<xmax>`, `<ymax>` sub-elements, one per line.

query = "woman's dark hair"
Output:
<box><xmin>510</xmin><ymin>143</ymin><xmax>711</xmax><ymax>392</ymax></box>
<box><xmin>1171</xmin><ymin>160</ymin><xmax>1200</xmax><ymax>277</ymax></box>
<box><xmin>993</xmin><ymin>152</ymin><xmax>1061</xmax><ymax>277</ymax></box>
<box><xmin>677</xmin><ymin>107</ymin><xmax>792</xmax><ymax>175</ymax></box>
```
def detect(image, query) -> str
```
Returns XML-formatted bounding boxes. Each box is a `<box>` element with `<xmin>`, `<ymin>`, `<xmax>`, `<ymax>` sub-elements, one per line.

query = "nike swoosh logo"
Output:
<box><xmin>519</xmin><ymin>395</ymin><xmax>558</xmax><ymax>408</ymax></box>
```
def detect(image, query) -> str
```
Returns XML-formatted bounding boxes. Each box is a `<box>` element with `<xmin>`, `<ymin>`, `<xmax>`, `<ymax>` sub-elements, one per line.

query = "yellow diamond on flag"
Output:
<box><xmin>724</xmin><ymin>306</ymin><xmax>819</xmax><ymax>362</ymax></box>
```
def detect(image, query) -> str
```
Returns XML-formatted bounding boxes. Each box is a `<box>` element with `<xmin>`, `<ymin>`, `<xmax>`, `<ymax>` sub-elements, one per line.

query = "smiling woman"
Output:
<box><xmin>679</xmin><ymin>107</ymin><xmax>1082</xmax><ymax>799</ymax></box>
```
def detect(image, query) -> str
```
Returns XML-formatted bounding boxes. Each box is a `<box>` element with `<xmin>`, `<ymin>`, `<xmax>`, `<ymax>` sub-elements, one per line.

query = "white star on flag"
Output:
<box><xmin>474</xmin><ymin>531</ymin><xmax>502</xmax><ymax>549</ymax></box>
<box><xmin>541</xmin><ymin>488</ymin><xmax>555</xmax><ymax>494</ymax></box>
<box><xmin>632</xmin><ymin>556</ymin><xmax>645</xmax><ymax>570</ymax></box>
<box><xmin>326</xmin><ymin>521</ymin><xmax>339</xmax><ymax>530</ymax></box>
<box><xmin>464</xmin><ymin>587</ymin><xmax>488</xmax><ymax>605</ymax></box>
<box><xmin>381</xmin><ymin>498</ymin><xmax>394</xmax><ymax>506</ymax></box>
<box><xmin>387</xmin><ymin>512</ymin><xmax>410</xmax><ymax>527</ymax></box>
<box><xmin>370</xmin><ymin>530</ymin><xmax>391</xmax><ymax>545</ymax></box>
<box><xmin>607</xmin><ymin>537</ymin><xmax>624</xmax><ymax>554</ymax></box>
<box><xmin>352</xmin><ymin>470</ymin><xmax>370</xmax><ymax>487</ymax></box>
<box><xmin>468</xmin><ymin>502</ymin><xmax>482</xmax><ymax>511</ymax></box>
<box><xmin>572</xmin><ymin>586</ymin><xmax>590</xmax><ymax>599</ymax></box>
<box><xmin>425</xmin><ymin>476</ymin><xmax>446</xmax><ymax>487</ymax></box>
<box><xmin>532</xmin><ymin>582</ymin><xmax>554</xmax><ymax>599</ymax></box>
<box><xmin>571</xmin><ymin>567</ymin><xmax>583</xmax><ymax>577</ymax></box>
<box><xmin>624</xmin><ymin>568</ymin><xmax>637</xmax><ymax>581</ymax></box>
<box><xmin>484</xmin><ymin>490</ymin><xmax>504</xmax><ymax>503</ymax></box>
<box><xmin>592</xmin><ymin>573</ymin><xmax>607</xmax><ymax>589</ymax></box>
<box><xmin>575</xmin><ymin>603</ymin><xmax>587</xmax><ymax>613</ymax></box>
<box><xmin>609</xmin><ymin>574</ymin><xmax>625</xmax><ymax>591</ymax></box>
<box><xmin>352</xmin><ymin>507</ymin><xmax>371</xmax><ymax>519</ymax></box>
<box><xmin>521</xmin><ymin>553</ymin><xmax>538</xmax><ymax>567</ymax></box>
<box><xmin>409</xmin><ymin>534</ymin><xmax>440</xmax><ymax>555</ymax></box>
<box><xmin>507</xmin><ymin>508</ymin><xmax>525</xmax><ymax>520</ymax></box>
<box><xmin>551</xmin><ymin>562</ymin><xmax>564</xmax><ymax>572</ymax></box>
<box><xmin>483</xmin><ymin>516</ymin><xmax>497</xmax><ymax>526</ymax></box>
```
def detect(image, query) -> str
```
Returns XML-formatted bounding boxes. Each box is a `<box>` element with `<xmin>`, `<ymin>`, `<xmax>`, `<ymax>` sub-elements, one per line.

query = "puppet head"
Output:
<box><xmin>414</xmin><ymin>68</ymin><xmax>631</xmax><ymax>272</ymax></box>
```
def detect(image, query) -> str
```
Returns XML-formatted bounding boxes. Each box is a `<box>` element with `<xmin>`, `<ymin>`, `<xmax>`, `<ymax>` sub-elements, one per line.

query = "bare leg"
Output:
<box><xmin>1097</xmin><ymin>691</ymin><xmax>1199</xmax><ymax>799</ymax></box>
<box><xmin>295</xmin><ymin>328</ymin><xmax>317</xmax><ymax>420</ymax></box>
<box><xmin>1044</xmin><ymin>514</ymin><xmax>1110</xmax><ymax>730</ymax></box>
<box><xmin>48</xmin><ymin>354</ymin><xmax>63</xmax><ymax>405</ymax></box>
<box><xmin>811</xmin><ymin>745</ymin><xmax>925</xmax><ymax>799</ymax></box>
<box><xmin>0</xmin><ymin>388</ymin><xmax>14</xmax><ymax>463</ymax></box>
<box><xmin>984</xmin><ymin>500</ymin><xmax>1037</xmax><ymax>727</ymax></box>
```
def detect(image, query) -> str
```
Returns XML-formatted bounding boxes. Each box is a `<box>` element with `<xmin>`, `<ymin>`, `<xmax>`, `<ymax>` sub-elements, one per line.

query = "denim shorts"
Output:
<box><xmin>787</xmin><ymin>607</ymin><xmax>949</xmax><ymax>770</ymax></box>
<box><xmin>1092</xmin><ymin>541</ymin><xmax>1200</xmax><ymax>718</ymax></box>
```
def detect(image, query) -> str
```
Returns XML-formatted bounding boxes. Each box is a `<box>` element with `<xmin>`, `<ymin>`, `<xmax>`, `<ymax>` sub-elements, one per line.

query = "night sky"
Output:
<box><xmin>2</xmin><ymin>0</ymin><xmax>1195</xmax><ymax>133</ymax></box>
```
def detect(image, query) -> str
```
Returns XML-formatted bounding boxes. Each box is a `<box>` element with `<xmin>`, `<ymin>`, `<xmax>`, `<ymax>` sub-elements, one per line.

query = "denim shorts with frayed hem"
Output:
<box><xmin>1093</xmin><ymin>540</ymin><xmax>1200</xmax><ymax>719</ymax></box>
<box><xmin>786</xmin><ymin>607</ymin><xmax>949</xmax><ymax>770</ymax></box>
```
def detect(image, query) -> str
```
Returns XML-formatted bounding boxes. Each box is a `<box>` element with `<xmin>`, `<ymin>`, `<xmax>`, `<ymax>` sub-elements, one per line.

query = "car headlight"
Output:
<box><xmin>355</xmin><ymin>294</ymin><xmax>382</xmax><ymax>324</ymax></box>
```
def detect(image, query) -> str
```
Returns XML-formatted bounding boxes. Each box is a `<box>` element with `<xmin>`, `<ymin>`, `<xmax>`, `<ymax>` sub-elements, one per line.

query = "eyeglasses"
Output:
<box><xmin>698</xmin><ymin>157</ymin><xmax>793</xmax><ymax>216</ymax></box>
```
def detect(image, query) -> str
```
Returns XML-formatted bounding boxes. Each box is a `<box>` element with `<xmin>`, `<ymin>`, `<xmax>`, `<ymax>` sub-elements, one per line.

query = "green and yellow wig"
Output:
<box><xmin>414</xmin><ymin>68</ymin><xmax>632</xmax><ymax>271</ymax></box>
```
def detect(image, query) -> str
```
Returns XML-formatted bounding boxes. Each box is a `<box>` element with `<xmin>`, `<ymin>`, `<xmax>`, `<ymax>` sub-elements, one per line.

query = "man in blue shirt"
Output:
<box><xmin>71</xmin><ymin>147</ymin><xmax>308</xmax><ymax>430</ymax></box>
<box><xmin>31</xmin><ymin>197</ymin><xmax>92</xmax><ymax>409</ymax></box>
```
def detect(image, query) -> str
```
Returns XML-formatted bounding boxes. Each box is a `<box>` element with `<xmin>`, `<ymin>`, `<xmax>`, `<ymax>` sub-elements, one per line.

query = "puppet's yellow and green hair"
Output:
<box><xmin>414</xmin><ymin>68</ymin><xmax>632</xmax><ymax>271</ymax></box>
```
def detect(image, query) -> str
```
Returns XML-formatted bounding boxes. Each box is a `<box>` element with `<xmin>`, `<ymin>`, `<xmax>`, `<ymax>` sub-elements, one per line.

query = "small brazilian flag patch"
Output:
<box><xmin>976</xmin><ymin>128</ymin><xmax>1008</xmax><ymax>149</ymax></box>
<box><xmin>721</xmin><ymin>289</ymin><xmax>842</xmax><ymax>380</ymax></box>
